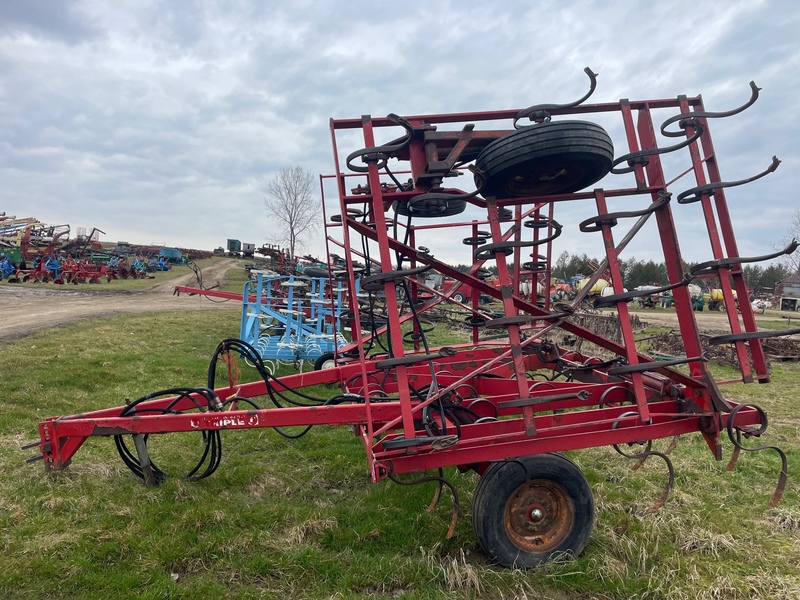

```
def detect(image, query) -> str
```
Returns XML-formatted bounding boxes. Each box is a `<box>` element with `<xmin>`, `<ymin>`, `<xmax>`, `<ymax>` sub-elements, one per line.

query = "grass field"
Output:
<box><xmin>1</xmin><ymin>308</ymin><xmax>799</xmax><ymax>599</ymax></box>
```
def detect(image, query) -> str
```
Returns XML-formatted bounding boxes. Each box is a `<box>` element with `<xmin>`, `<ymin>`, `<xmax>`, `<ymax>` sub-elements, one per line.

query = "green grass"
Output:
<box><xmin>2</xmin><ymin>311</ymin><xmax>799</xmax><ymax>599</ymax></box>
<box><xmin>218</xmin><ymin>265</ymin><xmax>251</xmax><ymax>294</ymax></box>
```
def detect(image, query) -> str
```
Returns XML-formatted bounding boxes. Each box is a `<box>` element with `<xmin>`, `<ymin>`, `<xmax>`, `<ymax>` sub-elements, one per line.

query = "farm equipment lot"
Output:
<box><xmin>0</xmin><ymin>258</ymin><xmax>240</xmax><ymax>342</ymax></box>
<box><xmin>1</xmin><ymin>284</ymin><xmax>799</xmax><ymax>598</ymax></box>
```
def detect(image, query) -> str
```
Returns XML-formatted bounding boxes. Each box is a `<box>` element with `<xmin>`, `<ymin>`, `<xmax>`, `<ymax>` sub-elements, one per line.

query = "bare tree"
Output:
<box><xmin>774</xmin><ymin>208</ymin><xmax>800</xmax><ymax>274</ymax></box>
<box><xmin>264</xmin><ymin>166</ymin><xmax>319</xmax><ymax>258</ymax></box>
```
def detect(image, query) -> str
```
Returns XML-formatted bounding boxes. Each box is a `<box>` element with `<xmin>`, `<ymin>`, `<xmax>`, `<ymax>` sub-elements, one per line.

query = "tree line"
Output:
<box><xmin>551</xmin><ymin>251</ymin><xmax>790</xmax><ymax>294</ymax></box>
<box><xmin>453</xmin><ymin>251</ymin><xmax>791</xmax><ymax>295</ymax></box>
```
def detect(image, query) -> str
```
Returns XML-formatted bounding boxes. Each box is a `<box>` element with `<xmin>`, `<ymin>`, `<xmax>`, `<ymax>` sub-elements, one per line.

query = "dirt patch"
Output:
<box><xmin>0</xmin><ymin>259</ymin><xmax>241</xmax><ymax>343</ymax></box>
<box><xmin>631</xmin><ymin>309</ymin><xmax>741</xmax><ymax>333</ymax></box>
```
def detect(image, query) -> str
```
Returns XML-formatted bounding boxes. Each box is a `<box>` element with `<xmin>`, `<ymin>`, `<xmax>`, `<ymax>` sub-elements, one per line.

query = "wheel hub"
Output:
<box><xmin>526</xmin><ymin>504</ymin><xmax>545</xmax><ymax>522</ymax></box>
<box><xmin>504</xmin><ymin>479</ymin><xmax>575</xmax><ymax>552</ymax></box>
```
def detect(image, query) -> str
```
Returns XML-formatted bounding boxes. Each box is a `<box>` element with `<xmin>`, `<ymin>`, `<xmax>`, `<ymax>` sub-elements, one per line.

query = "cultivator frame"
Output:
<box><xmin>28</xmin><ymin>70</ymin><xmax>793</xmax><ymax>567</ymax></box>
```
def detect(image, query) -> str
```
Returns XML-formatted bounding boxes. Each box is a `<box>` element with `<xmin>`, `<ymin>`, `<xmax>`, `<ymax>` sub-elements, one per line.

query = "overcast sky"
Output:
<box><xmin>1</xmin><ymin>0</ymin><xmax>798</xmax><ymax>267</ymax></box>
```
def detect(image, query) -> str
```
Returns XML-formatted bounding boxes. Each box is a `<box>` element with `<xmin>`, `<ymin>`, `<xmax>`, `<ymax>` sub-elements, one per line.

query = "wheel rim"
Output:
<box><xmin>504</xmin><ymin>479</ymin><xmax>575</xmax><ymax>554</ymax></box>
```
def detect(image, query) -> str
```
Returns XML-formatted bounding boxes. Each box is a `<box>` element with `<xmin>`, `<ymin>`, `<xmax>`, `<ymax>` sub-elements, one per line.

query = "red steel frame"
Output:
<box><xmin>30</xmin><ymin>90</ymin><xmax>780</xmax><ymax>503</ymax></box>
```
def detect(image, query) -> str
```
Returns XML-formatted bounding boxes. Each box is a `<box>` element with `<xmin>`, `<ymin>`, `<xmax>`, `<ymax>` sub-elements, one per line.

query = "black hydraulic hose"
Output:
<box><xmin>115</xmin><ymin>387</ymin><xmax>223</xmax><ymax>482</ymax></box>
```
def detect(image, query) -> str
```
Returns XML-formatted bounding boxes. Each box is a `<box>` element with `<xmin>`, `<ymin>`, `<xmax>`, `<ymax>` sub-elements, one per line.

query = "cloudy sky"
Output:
<box><xmin>1</xmin><ymin>0</ymin><xmax>798</xmax><ymax>268</ymax></box>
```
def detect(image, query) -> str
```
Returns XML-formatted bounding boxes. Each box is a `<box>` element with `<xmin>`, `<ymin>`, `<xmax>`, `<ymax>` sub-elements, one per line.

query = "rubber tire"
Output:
<box><xmin>452</xmin><ymin>292</ymin><xmax>467</xmax><ymax>304</ymax></box>
<box><xmin>304</xmin><ymin>267</ymin><xmax>330</xmax><ymax>278</ymax></box>
<box><xmin>475</xmin><ymin>121</ymin><xmax>614</xmax><ymax>198</ymax></box>
<box><xmin>472</xmin><ymin>453</ymin><xmax>594</xmax><ymax>568</ymax></box>
<box><xmin>393</xmin><ymin>194</ymin><xmax>467</xmax><ymax>218</ymax></box>
<box><xmin>314</xmin><ymin>352</ymin><xmax>336</xmax><ymax>371</ymax></box>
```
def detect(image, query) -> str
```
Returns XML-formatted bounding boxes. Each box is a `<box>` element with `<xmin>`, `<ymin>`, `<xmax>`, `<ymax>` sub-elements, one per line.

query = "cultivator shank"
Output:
<box><xmin>29</xmin><ymin>70</ymin><xmax>792</xmax><ymax>568</ymax></box>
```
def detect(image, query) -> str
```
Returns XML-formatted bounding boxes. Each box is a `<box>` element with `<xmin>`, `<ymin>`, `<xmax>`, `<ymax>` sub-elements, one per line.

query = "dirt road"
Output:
<box><xmin>0</xmin><ymin>259</ymin><xmax>241</xmax><ymax>343</ymax></box>
<box><xmin>0</xmin><ymin>261</ymin><xmax>788</xmax><ymax>344</ymax></box>
<box><xmin>631</xmin><ymin>309</ymin><xmax>753</xmax><ymax>332</ymax></box>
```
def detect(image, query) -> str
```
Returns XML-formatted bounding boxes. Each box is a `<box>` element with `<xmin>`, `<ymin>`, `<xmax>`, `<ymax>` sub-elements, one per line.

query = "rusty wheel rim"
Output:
<box><xmin>504</xmin><ymin>478</ymin><xmax>575</xmax><ymax>554</ymax></box>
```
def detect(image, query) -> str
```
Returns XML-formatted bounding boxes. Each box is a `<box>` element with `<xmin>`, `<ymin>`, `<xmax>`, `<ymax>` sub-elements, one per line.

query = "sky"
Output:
<box><xmin>1</xmin><ymin>0</ymin><xmax>799</xmax><ymax>268</ymax></box>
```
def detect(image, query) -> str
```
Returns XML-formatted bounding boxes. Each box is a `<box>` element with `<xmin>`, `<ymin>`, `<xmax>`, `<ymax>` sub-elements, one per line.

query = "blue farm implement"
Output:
<box><xmin>27</xmin><ymin>70</ymin><xmax>795</xmax><ymax>569</ymax></box>
<box><xmin>0</xmin><ymin>255</ymin><xmax>16</xmax><ymax>280</ymax></box>
<box><xmin>239</xmin><ymin>273</ymin><xmax>349</xmax><ymax>370</ymax></box>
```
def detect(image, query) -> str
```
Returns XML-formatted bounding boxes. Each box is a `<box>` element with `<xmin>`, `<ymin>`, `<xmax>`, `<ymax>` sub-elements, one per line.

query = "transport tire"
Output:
<box><xmin>475</xmin><ymin>121</ymin><xmax>614</xmax><ymax>198</ymax></box>
<box><xmin>303</xmin><ymin>267</ymin><xmax>330</xmax><ymax>278</ymax></box>
<box><xmin>393</xmin><ymin>192</ymin><xmax>467</xmax><ymax>218</ymax></box>
<box><xmin>472</xmin><ymin>453</ymin><xmax>594</xmax><ymax>568</ymax></box>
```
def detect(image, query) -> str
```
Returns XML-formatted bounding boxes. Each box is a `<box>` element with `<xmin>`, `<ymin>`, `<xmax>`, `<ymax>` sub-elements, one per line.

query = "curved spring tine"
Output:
<box><xmin>579</xmin><ymin>190</ymin><xmax>671</xmax><ymax>233</ymax></box>
<box><xmin>708</xmin><ymin>326</ymin><xmax>800</xmax><ymax>345</ymax></box>
<box><xmin>611</xmin><ymin>124</ymin><xmax>704</xmax><ymax>174</ymax></box>
<box><xmin>726</xmin><ymin>436</ymin><xmax>742</xmax><ymax>472</ymax></box>
<box><xmin>475</xmin><ymin>220</ymin><xmax>564</xmax><ymax>260</ymax></box>
<box><xmin>427</xmin><ymin>479</ymin><xmax>443</xmax><ymax>513</ymax></box>
<box><xmin>514</xmin><ymin>67</ymin><xmax>598</xmax><ymax>128</ymax></box>
<box><xmin>642</xmin><ymin>451</ymin><xmax>675</xmax><ymax>513</ymax></box>
<box><xmin>661</xmin><ymin>81</ymin><xmax>761</xmax><ymax>137</ymax></box>
<box><xmin>689</xmin><ymin>238</ymin><xmax>798</xmax><ymax>277</ymax></box>
<box><xmin>594</xmin><ymin>273</ymin><xmax>692</xmax><ymax>309</ymax></box>
<box><xmin>726</xmin><ymin>403</ymin><xmax>788</xmax><ymax>507</ymax></box>
<box><xmin>663</xmin><ymin>434</ymin><xmax>680</xmax><ymax>456</ymax></box>
<box><xmin>567</xmin><ymin>190</ymin><xmax>671</xmax><ymax>310</ymax></box>
<box><xmin>598</xmin><ymin>385</ymin><xmax>635</xmax><ymax>409</ymax></box>
<box><xmin>345</xmin><ymin>113</ymin><xmax>415</xmax><ymax>173</ymax></box>
<box><xmin>389</xmin><ymin>469</ymin><xmax>461</xmax><ymax>539</ymax></box>
<box><xmin>612</xmin><ymin>412</ymin><xmax>653</xmax><ymax>458</ymax></box>
<box><xmin>632</xmin><ymin>435</ymin><xmax>680</xmax><ymax>471</ymax></box>
<box><xmin>678</xmin><ymin>155</ymin><xmax>781</xmax><ymax>204</ymax></box>
<box><xmin>610</xmin><ymin>412</ymin><xmax>674</xmax><ymax>511</ymax></box>
<box><xmin>613</xmin><ymin>444</ymin><xmax>675</xmax><ymax>513</ymax></box>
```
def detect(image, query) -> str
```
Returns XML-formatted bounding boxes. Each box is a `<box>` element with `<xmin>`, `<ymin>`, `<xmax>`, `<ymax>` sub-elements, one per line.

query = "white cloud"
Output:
<box><xmin>0</xmin><ymin>0</ymin><xmax>797</xmax><ymax>266</ymax></box>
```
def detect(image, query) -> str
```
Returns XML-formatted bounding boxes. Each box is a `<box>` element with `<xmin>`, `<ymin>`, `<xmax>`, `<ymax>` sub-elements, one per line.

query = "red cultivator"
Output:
<box><xmin>27</xmin><ymin>70</ymin><xmax>793</xmax><ymax>568</ymax></box>
<box><xmin>55</xmin><ymin>256</ymin><xmax>109</xmax><ymax>284</ymax></box>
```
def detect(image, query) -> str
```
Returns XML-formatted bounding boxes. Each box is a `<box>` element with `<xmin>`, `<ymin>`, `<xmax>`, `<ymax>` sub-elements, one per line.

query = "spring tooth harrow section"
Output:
<box><xmin>28</xmin><ymin>69</ymin><xmax>794</xmax><ymax>568</ymax></box>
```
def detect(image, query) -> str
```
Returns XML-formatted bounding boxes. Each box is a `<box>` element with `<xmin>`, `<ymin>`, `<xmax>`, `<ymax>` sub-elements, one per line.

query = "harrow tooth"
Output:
<box><xmin>20</xmin><ymin>440</ymin><xmax>41</xmax><ymax>450</ymax></box>
<box><xmin>25</xmin><ymin>454</ymin><xmax>44</xmax><ymax>463</ymax></box>
<box><xmin>770</xmin><ymin>460</ymin><xmax>788</xmax><ymax>508</ymax></box>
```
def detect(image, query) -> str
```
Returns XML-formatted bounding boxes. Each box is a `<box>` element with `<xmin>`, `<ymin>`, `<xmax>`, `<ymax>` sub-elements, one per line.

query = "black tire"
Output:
<box><xmin>314</xmin><ymin>352</ymin><xmax>336</xmax><ymax>371</ymax></box>
<box><xmin>452</xmin><ymin>292</ymin><xmax>467</xmax><ymax>304</ymax></box>
<box><xmin>393</xmin><ymin>192</ymin><xmax>466</xmax><ymax>218</ymax></box>
<box><xmin>472</xmin><ymin>454</ymin><xmax>594</xmax><ymax>568</ymax></box>
<box><xmin>475</xmin><ymin>121</ymin><xmax>614</xmax><ymax>198</ymax></box>
<box><xmin>303</xmin><ymin>267</ymin><xmax>330</xmax><ymax>278</ymax></box>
